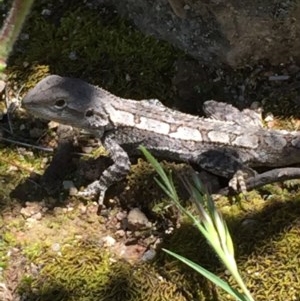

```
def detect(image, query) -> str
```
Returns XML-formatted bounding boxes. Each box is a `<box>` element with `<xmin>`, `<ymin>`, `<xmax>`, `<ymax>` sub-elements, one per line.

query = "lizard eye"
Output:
<box><xmin>55</xmin><ymin>99</ymin><xmax>66</xmax><ymax>109</ymax></box>
<box><xmin>85</xmin><ymin>109</ymin><xmax>94</xmax><ymax>117</ymax></box>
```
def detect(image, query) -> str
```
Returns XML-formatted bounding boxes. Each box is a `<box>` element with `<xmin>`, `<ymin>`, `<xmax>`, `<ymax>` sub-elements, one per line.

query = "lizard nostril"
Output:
<box><xmin>55</xmin><ymin>99</ymin><xmax>66</xmax><ymax>108</ymax></box>
<box><xmin>85</xmin><ymin>109</ymin><xmax>94</xmax><ymax>117</ymax></box>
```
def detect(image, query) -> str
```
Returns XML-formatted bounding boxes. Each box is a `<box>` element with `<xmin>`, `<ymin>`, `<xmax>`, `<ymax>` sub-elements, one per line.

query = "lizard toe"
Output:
<box><xmin>229</xmin><ymin>169</ymin><xmax>257</xmax><ymax>193</ymax></box>
<box><xmin>77</xmin><ymin>180</ymin><xmax>102</xmax><ymax>197</ymax></box>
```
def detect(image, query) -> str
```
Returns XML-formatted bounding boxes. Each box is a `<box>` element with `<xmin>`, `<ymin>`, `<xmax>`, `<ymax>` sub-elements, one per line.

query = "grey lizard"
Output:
<box><xmin>22</xmin><ymin>75</ymin><xmax>300</xmax><ymax>207</ymax></box>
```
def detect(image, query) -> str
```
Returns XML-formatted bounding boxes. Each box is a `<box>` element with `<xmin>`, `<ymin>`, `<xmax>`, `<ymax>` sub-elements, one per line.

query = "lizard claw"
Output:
<box><xmin>229</xmin><ymin>170</ymin><xmax>246</xmax><ymax>193</ymax></box>
<box><xmin>77</xmin><ymin>180</ymin><xmax>102</xmax><ymax>198</ymax></box>
<box><xmin>229</xmin><ymin>169</ymin><xmax>257</xmax><ymax>193</ymax></box>
<box><xmin>77</xmin><ymin>180</ymin><xmax>107</xmax><ymax>214</ymax></box>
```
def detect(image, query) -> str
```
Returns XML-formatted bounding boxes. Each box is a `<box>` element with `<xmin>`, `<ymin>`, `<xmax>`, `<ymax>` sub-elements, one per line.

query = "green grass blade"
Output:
<box><xmin>139</xmin><ymin>146</ymin><xmax>171</xmax><ymax>189</ymax></box>
<box><xmin>163</xmin><ymin>249</ymin><xmax>249</xmax><ymax>301</ymax></box>
<box><xmin>140</xmin><ymin>146</ymin><xmax>255</xmax><ymax>301</ymax></box>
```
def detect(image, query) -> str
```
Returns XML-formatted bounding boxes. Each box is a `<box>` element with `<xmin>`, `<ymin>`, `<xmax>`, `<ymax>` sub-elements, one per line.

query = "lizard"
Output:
<box><xmin>22</xmin><ymin>75</ymin><xmax>300</xmax><ymax>207</ymax></box>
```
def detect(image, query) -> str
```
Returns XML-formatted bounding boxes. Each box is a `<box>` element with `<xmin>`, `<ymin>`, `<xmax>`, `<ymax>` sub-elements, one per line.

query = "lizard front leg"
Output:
<box><xmin>78</xmin><ymin>134</ymin><xmax>131</xmax><ymax>208</ymax></box>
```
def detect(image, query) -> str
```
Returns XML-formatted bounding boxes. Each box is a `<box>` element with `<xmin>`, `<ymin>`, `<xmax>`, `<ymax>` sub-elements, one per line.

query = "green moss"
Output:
<box><xmin>224</xmin><ymin>198</ymin><xmax>300</xmax><ymax>300</ymax></box>
<box><xmin>5</xmin><ymin>166</ymin><xmax>300</xmax><ymax>301</ymax></box>
<box><xmin>8</xmin><ymin>2</ymin><xmax>182</xmax><ymax>100</ymax></box>
<box><xmin>22</xmin><ymin>242</ymin><xmax>44</xmax><ymax>261</ymax></box>
<box><xmin>0</xmin><ymin>237</ymin><xmax>9</xmax><ymax>271</ymax></box>
<box><xmin>149</xmin><ymin>190</ymin><xmax>300</xmax><ymax>301</ymax></box>
<box><xmin>18</xmin><ymin>240</ymin><xmax>200</xmax><ymax>301</ymax></box>
<box><xmin>123</xmin><ymin>159</ymin><xmax>190</xmax><ymax>210</ymax></box>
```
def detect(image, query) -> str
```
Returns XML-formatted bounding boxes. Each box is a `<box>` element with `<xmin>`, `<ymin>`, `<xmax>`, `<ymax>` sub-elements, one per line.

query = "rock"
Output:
<box><xmin>51</xmin><ymin>243</ymin><xmax>61</xmax><ymax>252</ymax></box>
<box><xmin>81</xmin><ymin>146</ymin><xmax>93</xmax><ymax>154</ymax></box>
<box><xmin>127</xmin><ymin>208</ymin><xmax>151</xmax><ymax>231</ymax></box>
<box><xmin>101</xmin><ymin>235</ymin><xmax>116</xmax><ymax>247</ymax></box>
<box><xmin>20</xmin><ymin>202</ymin><xmax>43</xmax><ymax>218</ymax></box>
<box><xmin>78</xmin><ymin>204</ymin><xmax>87</xmax><ymax>214</ymax></box>
<box><xmin>141</xmin><ymin>249</ymin><xmax>156</xmax><ymax>262</ymax></box>
<box><xmin>116</xmin><ymin>211</ymin><xmax>127</xmax><ymax>221</ymax></box>
<box><xmin>29</xmin><ymin>128</ymin><xmax>44</xmax><ymax>138</ymax></box>
<box><xmin>115</xmin><ymin>229</ymin><xmax>126</xmax><ymax>238</ymax></box>
<box><xmin>63</xmin><ymin>180</ymin><xmax>75</xmax><ymax>190</ymax></box>
<box><xmin>69</xmin><ymin>187</ymin><xmax>78</xmax><ymax>196</ymax></box>
<box><xmin>98</xmin><ymin>0</ymin><xmax>300</xmax><ymax>66</ymax></box>
<box><xmin>62</xmin><ymin>181</ymin><xmax>78</xmax><ymax>196</ymax></box>
<box><xmin>48</xmin><ymin>121</ymin><xmax>60</xmax><ymax>129</ymax></box>
<box><xmin>113</xmin><ymin>242</ymin><xmax>147</xmax><ymax>262</ymax></box>
<box><xmin>0</xmin><ymin>80</ymin><xmax>5</xmax><ymax>93</ymax></box>
<box><xmin>31</xmin><ymin>212</ymin><xmax>42</xmax><ymax>221</ymax></box>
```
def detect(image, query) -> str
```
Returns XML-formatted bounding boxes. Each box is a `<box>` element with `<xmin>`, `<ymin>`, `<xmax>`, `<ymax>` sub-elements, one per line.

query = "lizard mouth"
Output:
<box><xmin>22</xmin><ymin>99</ymin><xmax>80</xmax><ymax>127</ymax></box>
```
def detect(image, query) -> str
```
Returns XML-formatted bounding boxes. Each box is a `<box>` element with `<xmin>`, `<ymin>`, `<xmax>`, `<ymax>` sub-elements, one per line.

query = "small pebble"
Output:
<box><xmin>31</xmin><ymin>212</ymin><xmax>42</xmax><ymax>220</ymax></box>
<box><xmin>20</xmin><ymin>33</ymin><xmax>29</xmax><ymax>40</ymax></box>
<box><xmin>240</xmin><ymin>218</ymin><xmax>259</xmax><ymax>229</ymax></box>
<box><xmin>102</xmin><ymin>235</ymin><xmax>116</xmax><ymax>247</ymax></box>
<box><xmin>127</xmin><ymin>208</ymin><xmax>151</xmax><ymax>231</ymax></box>
<box><xmin>141</xmin><ymin>249</ymin><xmax>156</xmax><ymax>262</ymax></box>
<box><xmin>26</xmin><ymin>217</ymin><xmax>37</xmax><ymax>224</ymax></box>
<box><xmin>79</xmin><ymin>204</ymin><xmax>87</xmax><ymax>214</ymax></box>
<box><xmin>69</xmin><ymin>187</ymin><xmax>78</xmax><ymax>196</ymax></box>
<box><xmin>268</xmin><ymin>75</ymin><xmax>290</xmax><ymax>81</ymax></box>
<box><xmin>125</xmin><ymin>74</ymin><xmax>131</xmax><ymax>81</ymax></box>
<box><xmin>81</xmin><ymin>146</ymin><xmax>93</xmax><ymax>154</ymax></box>
<box><xmin>30</xmin><ymin>263</ymin><xmax>40</xmax><ymax>276</ymax></box>
<box><xmin>264</xmin><ymin>113</ymin><xmax>274</xmax><ymax>122</ymax></box>
<box><xmin>115</xmin><ymin>230</ymin><xmax>126</xmax><ymax>237</ymax></box>
<box><xmin>116</xmin><ymin>211</ymin><xmax>127</xmax><ymax>221</ymax></box>
<box><xmin>0</xmin><ymin>80</ymin><xmax>5</xmax><ymax>93</ymax></box>
<box><xmin>51</xmin><ymin>243</ymin><xmax>61</xmax><ymax>252</ymax></box>
<box><xmin>63</xmin><ymin>180</ymin><xmax>75</xmax><ymax>190</ymax></box>
<box><xmin>69</xmin><ymin>51</ymin><xmax>77</xmax><ymax>60</ymax></box>
<box><xmin>41</xmin><ymin>9</ymin><xmax>51</xmax><ymax>16</ymax></box>
<box><xmin>48</xmin><ymin>121</ymin><xmax>60</xmax><ymax>129</ymax></box>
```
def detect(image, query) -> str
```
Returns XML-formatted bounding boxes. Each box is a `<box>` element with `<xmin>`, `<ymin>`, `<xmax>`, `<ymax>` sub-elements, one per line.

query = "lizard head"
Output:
<box><xmin>22</xmin><ymin>75</ymin><xmax>111</xmax><ymax>132</ymax></box>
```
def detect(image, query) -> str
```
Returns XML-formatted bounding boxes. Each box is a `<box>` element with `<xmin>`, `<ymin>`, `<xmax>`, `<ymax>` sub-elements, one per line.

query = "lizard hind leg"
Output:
<box><xmin>197</xmin><ymin>149</ymin><xmax>256</xmax><ymax>194</ymax></box>
<box><xmin>203</xmin><ymin>100</ymin><xmax>263</xmax><ymax>128</ymax></box>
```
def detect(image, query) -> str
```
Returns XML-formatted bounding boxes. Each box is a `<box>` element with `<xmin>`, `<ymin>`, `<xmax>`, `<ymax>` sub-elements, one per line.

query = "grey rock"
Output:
<box><xmin>98</xmin><ymin>0</ymin><xmax>300</xmax><ymax>66</ymax></box>
<box><xmin>127</xmin><ymin>208</ymin><xmax>151</xmax><ymax>231</ymax></box>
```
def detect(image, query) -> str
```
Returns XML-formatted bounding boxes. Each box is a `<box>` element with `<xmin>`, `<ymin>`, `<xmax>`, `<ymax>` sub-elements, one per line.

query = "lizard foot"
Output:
<box><xmin>229</xmin><ymin>169</ymin><xmax>256</xmax><ymax>193</ymax></box>
<box><xmin>78</xmin><ymin>180</ymin><xmax>107</xmax><ymax>214</ymax></box>
<box><xmin>78</xmin><ymin>180</ymin><xmax>101</xmax><ymax>198</ymax></box>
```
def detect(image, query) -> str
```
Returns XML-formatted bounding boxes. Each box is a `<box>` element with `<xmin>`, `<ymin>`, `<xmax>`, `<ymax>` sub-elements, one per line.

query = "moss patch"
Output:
<box><xmin>2</xmin><ymin>149</ymin><xmax>300</xmax><ymax>300</ymax></box>
<box><xmin>7</xmin><ymin>2</ymin><xmax>182</xmax><ymax>100</ymax></box>
<box><xmin>17</xmin><ymin>240</ymin><xmax>202</xmax><ymax>301</ymax></box>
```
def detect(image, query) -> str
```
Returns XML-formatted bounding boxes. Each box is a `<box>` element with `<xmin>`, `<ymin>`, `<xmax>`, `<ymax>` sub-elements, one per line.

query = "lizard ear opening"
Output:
<box><xmin>55</xmin><ymin>99</ymin><xmax>66</xmax><ymax>109</ymax></box>
<box><xmin>85</xmin><ymin>109</ymin><xmax>94</xmax><ymax>117</ymax></box>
